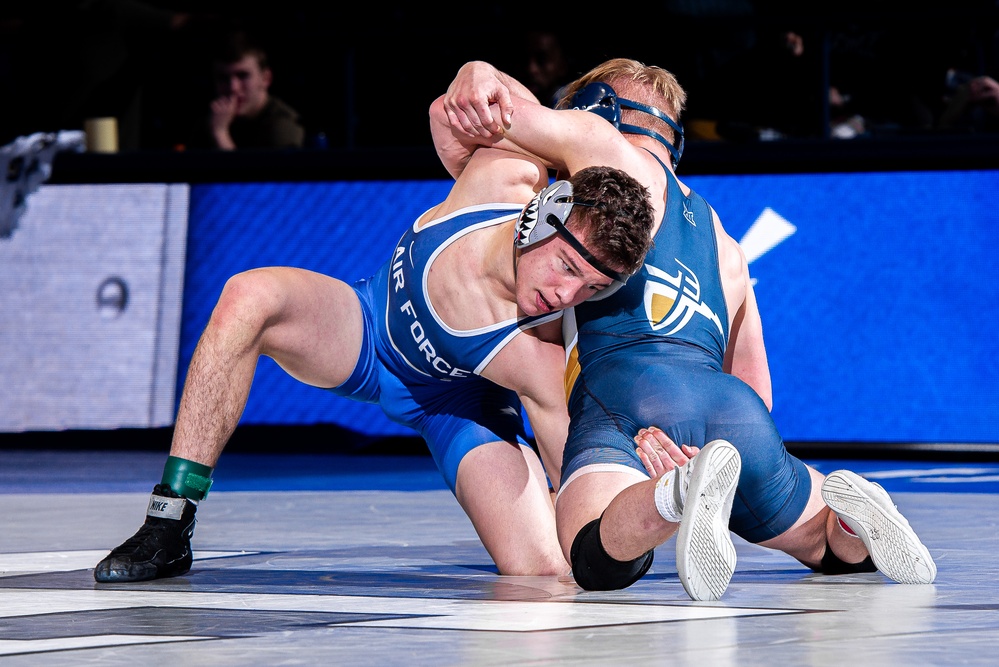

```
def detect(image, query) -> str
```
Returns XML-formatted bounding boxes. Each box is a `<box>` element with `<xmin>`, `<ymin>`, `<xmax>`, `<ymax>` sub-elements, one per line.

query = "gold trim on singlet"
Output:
<box><xmin>562</xmin><ymin>308</ymin><xmax>580</xmax><ymax>403</ymax></box>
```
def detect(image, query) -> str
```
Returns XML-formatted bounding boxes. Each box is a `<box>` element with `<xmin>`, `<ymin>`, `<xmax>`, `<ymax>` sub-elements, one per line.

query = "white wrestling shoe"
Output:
<box><xmin>821</xmin><ymin>470</ymin><xmax>937</xmax><ymax>584</ymax></box>
<box><xmin>662</xmin><ymin>439</ymin><xmax>742</xmax><ymax>602</ymax></box>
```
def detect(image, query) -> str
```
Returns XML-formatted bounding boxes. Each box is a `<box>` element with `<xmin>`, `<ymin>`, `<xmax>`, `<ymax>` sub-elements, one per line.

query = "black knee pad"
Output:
<box><xmin>812</xmin><ymin>544</ymin><xmax>877</xmax><ymax>575</ymax></box>
<box><xmin>570</xmin><ymin>517</ymin><xmax>654</xmax><ymax>591</ymax></box>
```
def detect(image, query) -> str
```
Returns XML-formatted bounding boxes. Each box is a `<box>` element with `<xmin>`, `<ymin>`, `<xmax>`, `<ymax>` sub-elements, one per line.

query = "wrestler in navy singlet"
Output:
<box><xmin>328</xmin><ymin>204</ymin><xmax>560</xmax><ymax>492</ymax></box>
<box><xmin>561</xmin><ymin>156</ymin><xmax>811</xmax><ymax>543</ymax></box>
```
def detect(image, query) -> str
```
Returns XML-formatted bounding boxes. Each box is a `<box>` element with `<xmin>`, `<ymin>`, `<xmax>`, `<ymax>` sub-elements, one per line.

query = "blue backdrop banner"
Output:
<box><xmin>182</xmin><ymin>170</ymin><xmax>998</xmax><ymax>444</ymax></box>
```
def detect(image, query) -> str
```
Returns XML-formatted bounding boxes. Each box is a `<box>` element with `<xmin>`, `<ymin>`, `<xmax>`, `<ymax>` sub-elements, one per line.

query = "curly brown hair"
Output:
<box><xmin>566</xmin><ymin>165</ymin><xmax>655</xmax><ymax>275</ymax></box>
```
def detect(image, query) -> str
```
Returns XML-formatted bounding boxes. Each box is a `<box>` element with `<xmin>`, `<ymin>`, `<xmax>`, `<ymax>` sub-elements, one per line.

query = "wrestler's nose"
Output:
<box><xmin>558</xmin><ymin>277</ymin><xmax>588</xmax><ymax>306</ymax></box>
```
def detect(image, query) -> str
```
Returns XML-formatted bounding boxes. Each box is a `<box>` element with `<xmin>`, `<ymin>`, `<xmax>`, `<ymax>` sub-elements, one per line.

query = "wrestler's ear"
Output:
<box><xmin>515</xmin><ymin>180</ymin><xmax>574</xmax><ymax>249</ymax></box>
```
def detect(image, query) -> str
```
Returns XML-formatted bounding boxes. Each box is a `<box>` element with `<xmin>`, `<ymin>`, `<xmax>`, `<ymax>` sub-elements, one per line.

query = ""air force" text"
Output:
<box><xmin>392</xmin><ymin>245</ymin><xmax>471</xmax><ymax>379</ymax></box>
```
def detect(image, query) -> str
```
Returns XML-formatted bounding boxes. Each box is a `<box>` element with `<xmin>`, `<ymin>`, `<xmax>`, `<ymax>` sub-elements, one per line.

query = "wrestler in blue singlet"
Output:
<box><xmin>561</xmin><ymin>156</ymin><xmax>811</xmax><ymax>543</ymax></box>
<box><xmin>328</xmin><ymin>204</ymin><xmax>560</xmax><ymax>492</ymax></box>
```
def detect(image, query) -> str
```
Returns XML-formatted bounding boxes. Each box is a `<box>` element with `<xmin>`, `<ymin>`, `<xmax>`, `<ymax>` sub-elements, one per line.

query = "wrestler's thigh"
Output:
<box><xmin>455</xmin><ymin>441</ymin><xmax>565</xmax><ymax>575</ymax></box>
<box><xmin>242</xmin><ymin>266</ymin><xmax>363</xmax><ymax>388</ymax></box>
<box><xmin>729</xmin><ymin>434</ymin><xmax>812</xmax><ymax>543</ymax></box>
<box><xmin>755</xmin><ymin>465</ymin><xmax>828</xmax><ymax>560</ymax></box>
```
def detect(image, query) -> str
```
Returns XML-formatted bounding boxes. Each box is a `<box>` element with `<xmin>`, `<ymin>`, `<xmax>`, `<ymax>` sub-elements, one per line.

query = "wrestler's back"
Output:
<box><xmin>566</xmin><ymin>171</ymin><xmax>771</xmax><ymax>441</ymax></box>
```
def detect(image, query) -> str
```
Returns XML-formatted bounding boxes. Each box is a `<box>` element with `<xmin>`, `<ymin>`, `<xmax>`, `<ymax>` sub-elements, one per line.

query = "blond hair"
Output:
<box><xmin>557</xmin><ymin>58</ymin><xmax>687</xmax><ymax>149</ymax></box>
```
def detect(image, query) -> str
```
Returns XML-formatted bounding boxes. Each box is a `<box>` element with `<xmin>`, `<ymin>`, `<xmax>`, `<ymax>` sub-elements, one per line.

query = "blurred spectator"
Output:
<box><xmin>522</xmin><ymin>29</ymin><xmax>571</xmax><ymax>108</ymax></box>
<box><xmin>648</xmin><ymin>0</ymin><xmax>761</xmax><ymax>140</ymax></box>
<box><xmin>705</xmin><ymin>24</ymin><xmax>827</xmax><ymax>141</ymax></box>
<box><xmin>189</xmin><ymin>28</ymin><xmax>305</xmax><ymax>151</ymax></box>
<box><xmin>696</xmin><ymin>6</ymin><xmax>960</xmax><ymax>141</ymax></box>
<box><xmin>0</xmin><ymin>0</ymin><xmax>195</xmax><ymax>150</ymax></box>
<box><xmin>938</xmin><ymin>73</ymin><xmax>999</xmax><ymax>133</ymax></box>
<box><xmin>934</xmin><ymin>14</ymin><xmax>999</xmax><ymax>133</ymax></box>
<box><xmin>4</xmin><ymin>4</ymin><xmax>996</xmax><ymax>150</ymax></box>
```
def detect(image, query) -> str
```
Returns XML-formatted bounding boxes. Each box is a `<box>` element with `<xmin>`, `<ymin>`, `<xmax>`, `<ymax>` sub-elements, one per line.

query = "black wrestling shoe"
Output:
<box><xmin>93</xmin><ymin>484</ymin><xmax>197</xmax><ymax>583</ymax></box>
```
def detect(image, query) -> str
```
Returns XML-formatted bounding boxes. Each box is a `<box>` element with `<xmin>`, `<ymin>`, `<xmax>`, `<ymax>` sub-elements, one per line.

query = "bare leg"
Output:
<box><xmin>169</xmin><ymin>307</ymin><xmax>259</xmax><ymax>467</ymax></box>
<box><xmin>558</xmin><ymin>440</ymin><xmax>740</xmax><ymax>601</ymax></box>
<box><xmin>755</xmin><ymin>466</ymin><xmax>866</xmax><ymax>566</ymax></box>
<box><xmin>555</xmin><ymin>471</ymin><xmax>673</xmax><ymax>569</ymax></box>
<box><xmin>592</xmin><ymin>479</ymin><xmax>677</xmax><ymax>561</ymax></box>
<box><xmin>95</xmin><ymin>267</ymin><xmax>364</xmax><ymax>583</ymax></box>
<box><xmin>171</xmin><ymin>267</ymin><xmax>365</xmax><ymax>466</ymax></box>
<box><xmin>456</xmin><ymin>441</ymin><xmax>567</xmax><ymax>576</ymax></box>
<box><xmin>756</xmin><ymin>466</ymin><xmax>846</xmax><ymax>567</ymax></box>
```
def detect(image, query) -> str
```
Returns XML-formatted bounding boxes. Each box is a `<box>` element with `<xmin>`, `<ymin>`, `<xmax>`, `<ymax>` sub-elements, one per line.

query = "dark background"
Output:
<box><xmin>3</xmin><ymin>2</ymin><xmax>998</xmax><ymax>460</ymax></box>
<box><xmin>3</xmin><ymin>1</ymin><xmax>999</xmax><ymax>151</ymax></box>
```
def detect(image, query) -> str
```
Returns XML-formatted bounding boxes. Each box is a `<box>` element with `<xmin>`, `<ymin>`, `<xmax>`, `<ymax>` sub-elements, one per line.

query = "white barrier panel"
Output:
<box><xmin>0</xmin><ymin>183</ymin><xmax>189</xmax><ymax>431</ymax></box>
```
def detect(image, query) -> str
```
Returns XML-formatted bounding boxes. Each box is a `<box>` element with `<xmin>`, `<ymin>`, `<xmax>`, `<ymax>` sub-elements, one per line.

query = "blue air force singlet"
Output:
<box><xmin>334</xmin><ymin>203</ymin><xmax>563</xmax><ymax>493</ymax></box>
<box><xmin>381</xmin><ymin>203</ymin><xmax>560</xmax><ymax>384</ymax></box>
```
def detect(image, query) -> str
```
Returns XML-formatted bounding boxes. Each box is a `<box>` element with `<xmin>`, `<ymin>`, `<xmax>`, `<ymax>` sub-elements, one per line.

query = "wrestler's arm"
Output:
<box><xmin>430</xmin><ymin>61</ymin><xmax>544</xmax><ymax>179</ymax></box>
<box><xmin>518</xmin><ymin>379</ymin><xmax>568</xmax><ymax>493</ymax></box>
<box><xmin>435</xmin><ymin>61</ymin><xmax>646</xmax><ymax>181</ymax></box>
<box><xmin>722</xmin><ymin>237</ymin><xmax>774</xmax><ymax>410</ymax></box>
<box><xmin>443</xmin><ymin>60</ymin><xmax>538</xmax><ymax>135</ymax></box>
<box><xmin>480</xmin><ymin>324</ymin><xmax>569</xmax><ymax>491</ymax></box>
<box><xmin>430</xmin><ymin>95</ymin><xmax>481</xmax><ymax>180</ymax></box>
<box><xmin>430</xmin><ymin>94</ymin><xmax>549</xmax><ymax>180</ymax></box>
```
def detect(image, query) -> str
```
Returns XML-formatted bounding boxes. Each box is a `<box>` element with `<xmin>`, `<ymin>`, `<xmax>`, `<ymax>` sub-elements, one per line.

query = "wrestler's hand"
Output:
<box><xmin>635</xmin><ymin>426</ymin><xmax>699</xmax><ymax>478</ymax></box>
<box><xmin>443</xmin><ymin>61</ymin><xmax>513</xmax><ymax>138</ymax></box>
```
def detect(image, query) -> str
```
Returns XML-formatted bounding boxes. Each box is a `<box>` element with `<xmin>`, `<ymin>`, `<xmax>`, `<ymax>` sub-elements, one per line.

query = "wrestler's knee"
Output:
<box><xmin>810</xmin><ymin>544</ymin><xmax>876</xmax><ymax>574</ymax></box>
<box><xmin>570</xmin><ymin>517</ymin><xmax>653</xmax><ymax>591</ymax></box>
<box><xmin>214</xmin><ymin>269</ymin><xmax>286</xmax><ymax>331</ymax></box>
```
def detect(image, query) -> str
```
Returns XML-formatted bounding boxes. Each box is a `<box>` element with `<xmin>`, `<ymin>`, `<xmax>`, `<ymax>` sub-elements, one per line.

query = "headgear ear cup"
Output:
<box><xmin>515</xmin><ymin>180</ymin><xmax>576</xmax><ymax>249</ymax></box>
<box><xmin>514</xmin><ymin>177</ymin><xmax>632</xmax><ymax>301</ymax></box>
<box><xmin>569</xmin><ymin>81</ymin><xmax>685</xmax><ymax>169</ymax></box>
<box><xmin>569</xmin><ymin>82</ymin><xmax>621</xmax><ymax>125</ymax></box>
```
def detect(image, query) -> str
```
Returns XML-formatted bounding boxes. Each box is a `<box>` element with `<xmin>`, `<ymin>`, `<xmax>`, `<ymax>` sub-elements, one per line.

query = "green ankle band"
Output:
<box><xmin>162</xmin><ymin>456</ymin><xmax>214</xmax><ymax>500</ymax></box>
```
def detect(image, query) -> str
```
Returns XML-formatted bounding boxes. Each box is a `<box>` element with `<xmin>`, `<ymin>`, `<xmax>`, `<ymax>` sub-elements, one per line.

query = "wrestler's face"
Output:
<box><xmin>515</xmin><ymin>235</ymin><xmax>617</xmax><ymax>315</ymax></box>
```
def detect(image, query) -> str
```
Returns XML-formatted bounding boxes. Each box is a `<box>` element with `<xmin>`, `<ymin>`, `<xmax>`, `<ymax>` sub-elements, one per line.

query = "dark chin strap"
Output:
<box><xmin>569</xmin><ymin>81</ymin><xmax>685</xmax><ymax>169</ymax></box>
<box><xmin>545</xmin><ymin>214</ymin><xmax>629</xmax><ymax>284</ymax></box>
<box><xmin>618</xmin><ymin>98</ymin><xmax>685</xmax><ymax>170</ymax></box>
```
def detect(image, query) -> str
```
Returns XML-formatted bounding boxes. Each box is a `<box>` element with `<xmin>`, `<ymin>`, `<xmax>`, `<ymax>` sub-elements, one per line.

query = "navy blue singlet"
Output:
<box><xmin>561</xmin><ymin>156</ymin><xmax>811</xmax><ymax>543</ymax></box>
